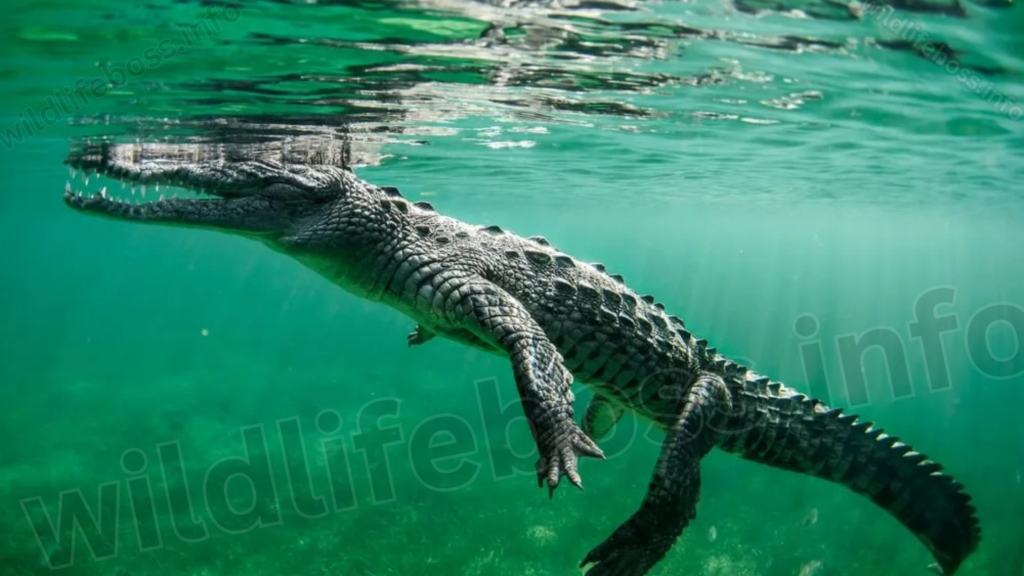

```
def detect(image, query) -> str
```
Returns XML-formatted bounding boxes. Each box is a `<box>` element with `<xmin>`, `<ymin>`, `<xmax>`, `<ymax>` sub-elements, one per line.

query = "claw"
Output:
<box><xmin>577</xmin><ymin>438</ymin><xmax>606</xmax><ymax>460</ymax></box>
<box><xmin>535</xmin><ymin>422</ymin><xmax>604</xmax><ymax>497</ymax></box>
<box><xmin>581</xmin><ymin>550</ymin><xmax>599</xmax><ymax>568</ymax></box>
<box><xmin>407</xmin><ymin>325</ymin><xmax>435</xmax><ymax>347</ymax></box>
<box><xmin>579</xmin><ymin>510</ymin><xmax>679</xmax><ymax>576</ymax></box>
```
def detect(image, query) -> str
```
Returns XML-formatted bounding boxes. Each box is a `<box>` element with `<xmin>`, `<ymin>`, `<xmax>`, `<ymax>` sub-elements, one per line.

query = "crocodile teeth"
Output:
<box><xmin>84</xmin><ymin>174</ymin><xmax>89</xmax><ymax>186</ymax></box>
<box><xmin>141</xmin><ymin>184</ymin><xmax>146</xmax><ymax>197</ymax></box>
<box><xmin>65</xmin><ymin>180</ymin><xmax>71</xmax><ymax>194</ymax></box>
<box><xmin>100</xmin><ymin>186</ymin><xmax>107</xmax><ymax>198</ymax></box>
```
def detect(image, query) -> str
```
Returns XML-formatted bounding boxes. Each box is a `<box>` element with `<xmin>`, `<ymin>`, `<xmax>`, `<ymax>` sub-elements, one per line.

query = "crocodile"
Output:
<box><xmin>63</xmin><ymin>141</ymin><xmax>980</xmax><ymax>576</ymax></box>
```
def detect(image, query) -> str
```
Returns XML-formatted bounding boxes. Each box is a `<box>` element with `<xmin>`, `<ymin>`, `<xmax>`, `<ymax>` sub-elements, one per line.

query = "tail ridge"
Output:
<box><xmin>716</xmin><ymin>369</ymin><xmax>980</xmax><ymax>574</ymax></box>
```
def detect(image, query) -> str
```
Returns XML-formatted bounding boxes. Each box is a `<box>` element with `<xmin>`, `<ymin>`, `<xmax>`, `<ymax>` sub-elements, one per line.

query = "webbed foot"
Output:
<box><xmin>580</xmin><ymin>511</ymin><xmax>677</xmax><ymax>576</ymax></box>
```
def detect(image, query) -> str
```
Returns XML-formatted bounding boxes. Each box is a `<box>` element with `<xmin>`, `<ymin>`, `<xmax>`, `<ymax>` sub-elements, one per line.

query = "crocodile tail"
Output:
<box><xmin>716</xmin><ymin>372</ymin><xmax>980</xmax><ymax>574</ymax></box>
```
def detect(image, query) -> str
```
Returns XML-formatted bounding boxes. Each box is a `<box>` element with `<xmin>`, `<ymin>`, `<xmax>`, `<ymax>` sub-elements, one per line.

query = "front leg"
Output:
<box><xmin>581</xmin><ymin>373</ymin><xmax>729</xmax><ymax>576</ymax></box>
<box><xmin>407</xmin><ymin>324</ymin><xmax>436</xmax><ymax>346</ymax></box>
<box><xmin>450</xmin><ymin>276</ymin><xmax>604</xmax><ymax>495</ymax></box>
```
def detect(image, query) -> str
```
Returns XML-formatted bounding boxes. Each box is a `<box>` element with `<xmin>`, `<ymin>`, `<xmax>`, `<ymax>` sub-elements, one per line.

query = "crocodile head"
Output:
<box><xmin>63</xmin><ymin>141</ymin><xmax>404</xmax><ymax>292</ymax></box>
<box><xmin>63</xmin><ymin>141</ymin><xmax>374</xmax><ymax>236</ymax></box>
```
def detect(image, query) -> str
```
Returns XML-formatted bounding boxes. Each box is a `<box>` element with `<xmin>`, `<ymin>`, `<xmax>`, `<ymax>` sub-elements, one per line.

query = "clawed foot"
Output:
<box><xmin>407</xmin><ymin>325</ymin><xmax>435</xmax><ymax>347</ymax></box>
<box><xmin>536</xmin><ymin>423</ymin><xmax>605</xmax><ymax>497</ymax></box>
<box><xmin>580</xmin><ymin>512</ymin><xmax>678</xmax><ymax>576</ymax></box>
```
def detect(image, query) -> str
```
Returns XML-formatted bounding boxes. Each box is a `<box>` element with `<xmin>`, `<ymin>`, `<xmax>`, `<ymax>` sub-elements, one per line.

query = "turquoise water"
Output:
<box><xmin>2</xmin><ymin>1</ymin><xmax>1023</xmax><ymax>575</ymax></box>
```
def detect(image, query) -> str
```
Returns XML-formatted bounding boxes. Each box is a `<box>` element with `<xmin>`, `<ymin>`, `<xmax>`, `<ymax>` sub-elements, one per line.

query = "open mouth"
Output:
<box><xmin>62</xmin><ymin>142</ymin><xmax>236</xmax><ymax>220</ymax></box>
<box><xmin>62</xmin><ymin>164</ymin><xmax>217</xmax><ymax>213</ymax></box>
<box><xmin>62</xmin><ymin>140</ymin><xmax>343</xmax><ymax>232</ymax></box>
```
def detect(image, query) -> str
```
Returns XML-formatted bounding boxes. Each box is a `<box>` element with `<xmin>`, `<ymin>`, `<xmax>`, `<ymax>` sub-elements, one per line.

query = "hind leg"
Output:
<box><xmin>580</xmin><ymin>373</ymin><xmax>730</xmax><ymax>576</ymax></box>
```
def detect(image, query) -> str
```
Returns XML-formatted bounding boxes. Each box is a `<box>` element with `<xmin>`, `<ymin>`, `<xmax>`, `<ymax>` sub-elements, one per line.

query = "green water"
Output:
<box><xmin>1</xmin><ymin>0</ymin><xmax>1023</xmax><ymax>575</ymax></box>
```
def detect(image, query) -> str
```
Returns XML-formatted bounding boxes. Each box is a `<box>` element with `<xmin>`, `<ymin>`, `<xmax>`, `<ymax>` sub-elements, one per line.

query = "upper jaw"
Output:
<box><xmin>64</xmin><ymin>140</ymin><xmax>277</xmax><ymax>200</ymax></box>
<box><xmin>61</xmin><ymin>141</ymin><xmax>355</xmax><ymax>237</ymax></box>
<box><xmin>63</xmin><ymin>141</ymin><xmax>353</xmax><ymax>205</ymax></box>
<box><xmin>63</xmin><ymin>141</ymin><xmax>236</xmax><ymax>222</ymax></box>
<box><xmin>61</xmin><ymin>141</ymin><xmax>335</xmax><ymax>223</ymax></box>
